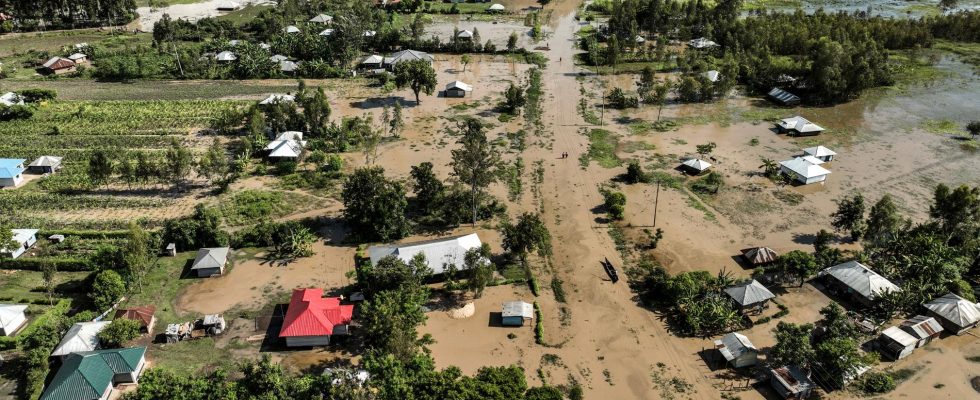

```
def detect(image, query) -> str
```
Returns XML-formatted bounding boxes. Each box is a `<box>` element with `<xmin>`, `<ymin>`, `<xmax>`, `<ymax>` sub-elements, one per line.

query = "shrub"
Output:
<box><xmin>624</xmin><ymin>160</ymin><xmax>649</xmax><ymax>184</ymax></box>
<box><xmin>97</xmin><ymin>318</ymin><xmax>142</xmax><ymax>348</ymax></box>
<box><xmin>90</xmin><ymin>270</ymin><xmax>125</xmax><ymax>311</ymax></box>
<box><xmin>0</xmin><ymin>257</ymin><xmax>95</xmax><ymax>271</ymax></box>
<box><xmin>16</xmin><ymin>88</ymin><xmax>57</xmax><ymax>103</ymax></box>
<box><xmin>860</xmin><ymin>371</ymin><xmax>896</xmax><ymax>394</ymax></box>
<box><xmin>601</xmin><ymin>189</ymin><xmax>626</xmax><ymax>220</ymax></box>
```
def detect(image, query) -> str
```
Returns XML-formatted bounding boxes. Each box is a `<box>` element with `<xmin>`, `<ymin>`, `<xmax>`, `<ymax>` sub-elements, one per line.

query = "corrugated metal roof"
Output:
<box><xmin>724</xmin><ymin>280</ymin><xmax>775</xmax><ymax>306</ymax></box>
<box><xmin>802</xmin><ymin>145</ymin><xmax>836</xmax><ymax>157</ymax></box>
<box><xmin>0</xmin><ymin>304</ymin><xmax>27</xmax><ymax>327</ymax></box>
<box><xmin>191</xmin><ymin>247</ymin><xmax>229</xmax><ymax>270</ymax></box>
<box><xmin>41</xmin><ymin>347</ymin><xmax>145</xmax><ymax>400</ymax></box>
<box><xmin>771</xmin><ymin>365</ymin><xmax>813</xmax><ymax>393</ymax></box>
<box><xmin>279</xmin><ymin>288</ymin><xmax>353</xmax><ymax>337</ymax></box>
<box><xmin>780</xmin><ymin>157</ymin><xmax>831</xmax><ymax>179</ymax></box>
<box><xmin>742</xmin><ymin>247</ymin><xmax>777</xmax><ymax>265</ymax></box>
<box><xmin>114</xmin><ymin>306</ymin><xmax>155</xmax><ymax>328</ymax></box>
<box><xmin>681</xmin><ymin>158</ymin><xmax>712</xmax><ymax>171</ymax></box>
<box><xmin>714</xmin><ymin>332</ymin><xmax>756</xmax><ymax>361</ymax></box>
<box><xmin>29</xmin><ymin>156</ymin><xmax>63</xmax><ymax>167</ymax></box>
<box><xmin>51</xmin><ymin>321</ymin><xmax>110</xmax><ymax>357</ymax></box>
<box><xmin>819</xmin><ymin>261</ymin><xmax>900</xmax><ymax>301</ymax></box>
<box><xmin>881</xmin><ymin>326</ymin><xmax>917</xmax><ymax>347</ymax></box>
<box><xmin>778</xmin><ymin>116</ymin><xmax>824</xmax><ymax>133</ymax></box>
<box><xmin>899</xmin><ymin>315</ymin><xmax>943</xmax><ymax>339</ymax></box>
<box><xmin>502</xmin><ymin>301</ymin><xmax>533</xmax><ymax>318</ymax></box>
<box><xmin>367</xmin><ymin>233</ymin><xmax>484</xmax><ymax>275</ymax></box>
<box><xmin>767</xmin><ymin>88</ymin><xmax>800</xmax><ymax>104</ymax></box>
<box><xmin>923</xmin><ymin>293</ymin><xmax>980</xmax><ymax>328</ymax></box>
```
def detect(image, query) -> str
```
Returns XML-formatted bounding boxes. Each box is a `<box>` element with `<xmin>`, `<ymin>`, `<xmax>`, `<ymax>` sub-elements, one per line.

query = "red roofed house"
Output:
<box><xmin>114</xmin><ymin>305</ymin><xmax>157</xmax><ymax>334</ymax></box>
<box><xmin>279</xmin><ymin>288</ymin><xmax>354</xmax><ymax>347</ymax></box>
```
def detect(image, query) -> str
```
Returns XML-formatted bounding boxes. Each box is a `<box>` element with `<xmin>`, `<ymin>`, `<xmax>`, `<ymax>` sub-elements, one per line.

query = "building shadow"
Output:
<box><xmin>487</xmin><ymin>312</ymin><xmax>505</xmax><ymax>328</ymax></box>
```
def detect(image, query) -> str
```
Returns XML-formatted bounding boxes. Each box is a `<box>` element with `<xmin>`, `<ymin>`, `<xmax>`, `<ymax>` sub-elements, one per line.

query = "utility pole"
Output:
<box><xmin>653</xmin><ymin>179</ymin><xmax>660</xmax><ymax>226</ymax></box>
<box><xmin>173</xmin><ymin>43</ymin><xmax>184</xmax><ymax>77</ymax></box>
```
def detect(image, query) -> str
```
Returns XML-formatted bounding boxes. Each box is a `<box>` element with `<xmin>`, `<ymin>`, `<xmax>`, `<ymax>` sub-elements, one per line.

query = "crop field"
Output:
<box><xmin>0</xmin><ymin>100</ymin><xmax>247</xmax><ymax>161</ymax></box>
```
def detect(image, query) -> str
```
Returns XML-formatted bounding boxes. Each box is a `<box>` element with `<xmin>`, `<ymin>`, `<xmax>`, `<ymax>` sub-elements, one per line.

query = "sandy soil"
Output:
<box><xmin>136</xmin><ymin>0</ymin><xmax>273</xmax><ymax>31</ymax></box>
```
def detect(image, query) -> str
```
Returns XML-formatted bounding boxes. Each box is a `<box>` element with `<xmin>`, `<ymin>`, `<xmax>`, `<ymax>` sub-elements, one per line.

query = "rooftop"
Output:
<box><xmin>279</xmin><ymin>288</ymin><xmax>354</xmax><ymax>337</ymax></box>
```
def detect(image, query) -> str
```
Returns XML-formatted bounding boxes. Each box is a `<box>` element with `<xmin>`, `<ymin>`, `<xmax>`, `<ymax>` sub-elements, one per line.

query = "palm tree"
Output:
<box><xmin>759</xmin><ymin>158</ymin><xmax>779</xmax><ymax>178</ymax></box>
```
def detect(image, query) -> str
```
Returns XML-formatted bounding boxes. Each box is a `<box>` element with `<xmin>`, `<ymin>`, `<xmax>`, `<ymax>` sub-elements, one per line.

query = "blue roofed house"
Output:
<box><xmin>0</xmin><ymin>158</ymin><xmax>26</xmax><ymax>188</ymax></box>
<box><xmin>40</xmin><ymin>347</ymin><xmax>147</xmax><ymax>400</ymax></box>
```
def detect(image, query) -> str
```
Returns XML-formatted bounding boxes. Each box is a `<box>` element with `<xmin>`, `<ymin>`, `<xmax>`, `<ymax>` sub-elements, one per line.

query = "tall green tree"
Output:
<box><xmin>769</xmin><ymin>322</ymin><xmax>815</xmax><ymax>368</ymax></box>
<box><xmin>123</xmin><ymin>222</ymin><xmax>152</xmax><ymax>292</ymax></box>
<box><xmin>97</xmin><ymin>318</ymin><xmax>141</xmax><ymax>348</ymax></box>
<box><xmin>342</xmin><ymin>167</ymin><xmax>410</xmax><ymax>241</ymax></box>
<box><xmin>831</xmin><ymin>193</ymin><xmax>867</xmax><ymax>240</ymax></box>
<box><xmin>450</xmin><ymin>118</ymin><xmax>502</xmax><ymax>226</ymax></box>
<box><xmin>501</xmin><ymin>213</ymin><xmax>552</xmax><ymax>261</ymax></box>
<box><xmin>864</xmin><ymin>194</ymin><xmax>903</xmax><ymax>244</ymax></box>
<box><xmin>90</xmin><ymin>270</ymin><xmax>126</xmax><ymax>311</ymax></box>
<box><xmin>393</xmin><ymin>59</ymin><xmax>437</xmax><ymax>105</ymax></box>
<box><xmin>410</xmin><ymin>162</ymin><xmax>444</xmax><ymax>216</ymax></box>
<box><xmin>87</xmin><ymin>148</ymin><xmax>114</xmax><ymax>189</ymax></box>
<box><xmin>196</xmin><ymin>139</ymin><xmax>229</xmax><ymax>185</ymax></box>
<box><xmin>465</xmin><ymin>243</ymin><xmax>494</xmax><ymax>298</ymax></box>
<box><xmin>163</xmin><ymin>139</ymin><xmax>193</xmax><ymax>188</ymax></box>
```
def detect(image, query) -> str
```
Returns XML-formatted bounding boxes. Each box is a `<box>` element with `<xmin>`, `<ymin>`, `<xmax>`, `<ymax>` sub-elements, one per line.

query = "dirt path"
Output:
<box><xmin>504</xmin><ymin>7</ymin><xmax>719</xmax><ymax>398</ymax></box>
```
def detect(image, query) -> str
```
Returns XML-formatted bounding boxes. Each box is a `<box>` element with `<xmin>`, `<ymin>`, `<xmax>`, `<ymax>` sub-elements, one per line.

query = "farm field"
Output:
<box><xmin>0</xmin><ymin>1</ymin><xmax>978</xmax><ymax>400</ymax></box>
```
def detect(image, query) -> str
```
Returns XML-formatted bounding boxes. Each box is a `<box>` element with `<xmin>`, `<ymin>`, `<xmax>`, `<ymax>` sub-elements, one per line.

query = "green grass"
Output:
<box><xmin>148</xmin><ymin>337</ymin><xmax>238</xmax><ymax>372</ymax></box>
<box><xmin>123</xmin><ymin>252</ymin><xmax>198</xmax><ymax>329</ymax></box>
<box><xmin>0</xmin><ymin>270</ymin><xmax>90</xmax><ymax>304</ymax></box>
<box><xmin>742</xmin><ymin>0</ymin><xmax>803</xmax><ymax>10</ymax></box>
<box><xmin>684</xmin><ymin>191</ymin><xmax>717</xmax><ymax>222</ymax></box>
<box><xmin>215</xmin><ymin>4</ymin><xmax>275</xmax><ymax>24</ymax></box>
<box><xmin>935</xmin><ymin>40</ymin><xmax>980</xmax><ymax>68</ymax></box>
<box><xmin>216</xmin><ymin>190</ymin><xmax>319</xmax><ymax>226</ymax></box>
<box><xmin>0</xmin><ymin>79</ymin><xmax>301</xmax><ymax>101</ymax></box>
<box><xmin>580</xmin><ymin>128</ymin><xmax>621</xmax><ymax>168</ymax></box>
<box><xmin>921</xmin><ymin>119</ymin><xmax>964</xmax><ymax>135</ymax></box>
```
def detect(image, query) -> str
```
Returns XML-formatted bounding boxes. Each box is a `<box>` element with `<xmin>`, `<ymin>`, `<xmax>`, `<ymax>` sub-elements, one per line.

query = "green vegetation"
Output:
<box><xmin>579</xmin><ymin>129</ymin><xmax>621</xmax><ymax>168</ymax></box>
<box><xmin>217</xmin><ymin>190</ymin><xmax>318</xmax><ymax>226</ymax></box>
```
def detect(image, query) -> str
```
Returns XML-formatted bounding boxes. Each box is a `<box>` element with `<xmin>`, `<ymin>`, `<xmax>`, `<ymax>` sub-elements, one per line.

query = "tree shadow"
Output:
<box><xmin>350</xmin><ymin>96</ymin><xmax>414</xmax><ymax>110</ymax></box>
<box><xmin>792</xmin><ymin>232</ymin><xmax>817</xmax><ymax>245</ymax></box>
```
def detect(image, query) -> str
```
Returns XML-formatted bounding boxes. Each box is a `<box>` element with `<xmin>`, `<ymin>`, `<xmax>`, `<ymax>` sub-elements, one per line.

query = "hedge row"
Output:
<box><xmin>38</xmin><ymin>229</ymin><xmax>131</xmax><ymax>239</ymax></box>
<box><xmin>0</xmin><ymin>257</ymin><xmax>95</xmax><ymax>271</ymax></box>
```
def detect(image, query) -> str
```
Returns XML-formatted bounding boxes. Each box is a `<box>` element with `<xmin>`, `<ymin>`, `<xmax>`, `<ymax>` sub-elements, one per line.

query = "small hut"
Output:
<box><xmin>0</xmin><ymin>304</ymin><xmax>28</xmax><ymax>336</ymax></box>
<box><xmin>770</xmin><ymin>365</ymin><xmax>814</xmax><ymax>399</ymax></box>
<box><xmin>445</xmin><ymin>81</ymin><xmax>473</xmax><ymax>98</ymax></box>
<box><xmin>190</xmin><ymin>247</ymin><xmax>230</xmax><ymax>277</ymax></box>
<box><xmin>487</xmin><ymin>3</ymin><xmax>505</xmax><ymax>12</ymax></box>
<box><xmin>741</xmin><ymin>247</ymin><xmax>777</xmax><ymax>266</ymax></box>
<box><xmin>40</xmin><ymin>57</ymin><xmax>76</xmax><ymax>75</ymax></box>
<box><xmin>680</xmin><ymin>158</ymin><xmax>711</xmax><ymax>175</ymax></box>
<box><xmin>163</xmin><ymin>243</ymin><xmax>176</xmax><ymax>257</ymax></box>
<box><xmin>767</xmin><ymin>87</ymin><xmax>801</xmax><ymax>106</ymax></box>
<box><xmin>877</xmin><ymin>326</ymin><xmax>917</xmax><ymax>360</ymax></box>
<box><xmin>501</xmin><ymin>301</ymin><xmax>534</xmax><ymax>327</ymax></box>
<box><xmin>898</xmin><ymin>315</ymin><xmax>943</xmax><ymax>347</ymax></box>
<box><xmin>309</xmin><ymin>14</ymin><xmax>333</xmax><ymax>24</ymax></box>
<box><xmin>28</xmin><ymin>156</ymin><xmax>63</xmax><ymax>174</ymax></box>
<box><xmin>922</xmin><ymin>293</ymin><xmax>980</xmax><ymax>335</ymax></box>
<box><xmin>724</xmin><ymin>280</ymin><xmax>776</xmax><ymax>314</ymax></box>
<box><xmin>802</xmin><ymin>145</ymin><xmax>837</xmax><ymax>162</ymax></box>
<box><xmin>114</xmin><ymin>306</ymin><xmax>157</xmax><ymax>334</ymax></box>
<box><xmin>714</xmin><ymin>332</ymin><xmax>758</xmax><ymax>368</ymax></box>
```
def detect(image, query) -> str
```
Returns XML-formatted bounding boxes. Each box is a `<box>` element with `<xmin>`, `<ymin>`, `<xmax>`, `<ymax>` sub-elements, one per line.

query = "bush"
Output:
<box><xmin>624</xmin><ymin>160</ymin><xmax>649</xmax><ymax>184</ymax></box>
<box><xmin>860</xmin><ymin>371</ymin><xmax>896</xmax><ymax>394</ymax></box>
<box><xmin>90</xmin><ymin>270</ymin><xmax>125</xmax><ymax>311</ymax></box>
<box><xmin>0</xmin><ymin>257</ymin><xmax>95</xmax><ymax>271</ymax></box>
<box><xmin>533</xmin><ymin>301</ymin><xmax>544</xmax><ymax>345</ymax></box>
<box><xmin>601</xmin><ymin>189</ymin><xmax>626</xmax><ymax>220</ymax></box>
<box><xmin>97</xmin><ymin>318</ymin><xmax>142</xmax><ymax>348</ymax></box>
<box><xmin>16</xmin><ymin>88</ymin><xmax>57</xmax><ymax>103</ymax></box>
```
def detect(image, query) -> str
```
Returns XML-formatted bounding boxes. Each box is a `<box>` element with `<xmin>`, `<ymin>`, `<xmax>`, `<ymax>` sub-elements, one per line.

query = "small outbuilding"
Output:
<box><xmin>216</xmin><ymin>0</ymin><xmax>240</xmax><ymax>11</ymax></box>
<box><xmin>40</xmin><ymin>57</ymin><xmax>76</xmax><ymax>75</ymax></box>
<box><xmin>114</xmin><ymin>306</ymin><xmax>157</xmax><ymax>334</ymax></box>
<box><xmin>0</xmin><ymin>158</ymin><xmax>26</xmax><ymax>187</ymax></box>
<box><xmin>688</xmin><ymin>37</ymin><xmax>718</xmax><ymax>49</ymax></box>
<box><xmin>284</xmin><ymin>25</ymin><xmax>301</xmax><ymax>34</ymax></box>
<box><xmin>279</xmin><ymin>60</ymin><xmax>299</xmax><ymax>73</ymax></box>
<box><xmin>190</xmin><ymin>247</ymin><xmax>230</xmax><ymax>277</ymax></box>
<box><xmin>259</xmin><ymin>93</ymin><xmax>295</xmax><ymax>105</ymax></box>
<box><xmin>878</xmin><ymin>326</ymin><xmax>918</xmax><ymax>360</ymax></box>
<box><xmin>360</xmin><ymin>54</ymin><xmax>384</xmax><ymax>69</ymax></box>
<box><xmin>310</xmin><ymin>14</ymin><xmax>333</xmax><ymax>24</ymax></box>
<box><xmin>680</xmin><ymin>158</ymin><xmax>712</xmax><ymax>175</ymax></box>
<box><xmin>818</xmin><ymin>261</ymin><xmax>900</xmax><ymax>307</ymax></box>
<box><xmin>714</xmin><ymin>332</ymin><xmax>758</xmax><ymax>368</ymax></box>
<box><xmin>0</xmin><ymin>91</ymin><xmax>24</xmax><ymax>107</ymax></box>
<box><xmin>776</xmin><ymin>116</ymin><xmax>824</xmax><ymax>136</ymax></box>
<box><xmin>770</xmin><ymin>365</ymin><xmax>814</xmax><ymax>400</ymax></box>
<box><xmin>779</xmin><ymin>157</ymin><xmax>831</xmax><ymax>185</ymax></box>
<box><xmin>741</xmin><ymin>247</ymin><xmax>777</xmax><ymax>266</ymax></box>
<box><xmin>383</xmin><ymin>49</ymin><xmax>433</xmax><ymax>69</ymax></box>
<box><xmin>445</xmin><ymin>81</ymin><xmax>473</xmax><ymax>98</ymax></box>
<box><xmin>51</xmin><ymin>321</ymin><xmax>110</xmax><ymax>359</ymax></box>
<box><xmin>67</xmin><ymin>53</ymin><xmax>88</xmax><ymax>65</ymax></box>
<box><xmin>898</xmin><ymin>315</ymin><xmax>942</xmax><ymax>347</ymax></box>
<box><xmin>802</xmin><ymin>145</ymin><xmax>836</xmax><ymax>162</ymax></box>
<box><xmin>767</xmin><ymin>87</ymin><xmax>801</xmax><ymax>106</ymax></box>
<box><xmin>28</xmin><ymin>156</ymin><xmax>63</xmax><ymax>174</ymax></box>
<box><xmin>723</xmin><ymin>280</ymin><xmax>776</xmax><ymax>314</ymax></box>
<box><xmin>319</xmin><ymin>28</ymin><xmax>335</xmax><ymax>36</ymax></box>
<box><xmin>501</xmin><ymin>301</ymin><xmax>534</xmax><ymax>326</ymax></box>
<box><xmin>363</xmin><ymin>30</ymin><xmax>377</xmax><ymax>38</ymax></box>
<box><xmin>487</xmin><ymin>3</ymin><xmax>505</xmax><ymax>12</ymax></box>
<box><xmin>457</xmin><ymin>30</ymin><xmax>474</xmax><ymax>41</ymax></box>
<box><xmin>0</xmin><ymin>304</ymin><xmax>28</xmax><ymax>336</ymax></box>
<box><xmin>163</xmin><ymin>243</ymin><xmax>176</xmax><ymax>257</ymax></box>
<box><xmin>922</xmin><ymin>293</ymin><xmax>980</xmax><ymax>335</ymax></box>
<box><xmin>1</xmin><ymin>229</ymin><xmax>38</xmax><ymax>259</ymax></box>
<box><xmin>704</xmin><ymin>70</ymin><xmax>720</xmax><ymax>83</ymax></box>
<box><xmin>215</xmin><ymin>51</ymin><xmax>237</xmax><ymax>62</ymax></box>
<box><xmin>265</xmin><ymin>131</ymin><xmax>307</xmax><ymax>159</ymax></box>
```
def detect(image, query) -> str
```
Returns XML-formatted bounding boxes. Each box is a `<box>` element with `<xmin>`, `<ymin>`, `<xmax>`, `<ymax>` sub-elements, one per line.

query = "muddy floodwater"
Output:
<box><xmin>749</xmin><ymin>0</ymin><xmax>980</xmax><ymax>18</ymax></box>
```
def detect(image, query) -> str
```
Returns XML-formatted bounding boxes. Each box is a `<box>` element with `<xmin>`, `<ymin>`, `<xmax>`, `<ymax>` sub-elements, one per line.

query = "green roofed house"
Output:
<box><xmin>40</xmin><ymin>346</ymin><xmax>147</xmax><ymax>400</ymax></box>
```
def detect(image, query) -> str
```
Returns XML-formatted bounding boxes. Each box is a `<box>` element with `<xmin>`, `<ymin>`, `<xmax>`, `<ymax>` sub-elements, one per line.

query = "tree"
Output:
<box><xmin>818</xmin><ymin>302</ymin><xmax>856</xmax><ymax>339</ymax></box>
<box><xmin>460</xmin><ymin>54</ymin><xmax>471</xmax><ymax>72</ymax></box>
<box><xmin>465</xmin><ymin>243</ymin><xmax>494</xmax><ymax>298</ymax></box>
<box><xmin>123</xmin><ymin>222</ymin><xmax>152</xmax><ymax>292</ymax></box>
<box><xmin>636</xmin><ymin>66</ymin><xmax>656</xmax><ymax>102</ymax></box>
<box><xmin>624</xmin><ymin>160</ymin><xmax>648</xmax><ymax>184</ymax></box>
<box><xmin>501</xmin><ymin>213</ymin><xmax>552</xmax><ymax>260</ymax></box>
<box><xmin>410</xmin><ymin>162</ymin><xmax>444</xmax><ymax>216</ymax></box>
<box><xmin>300</xmin><ymin>86</ymin><xmax>332</xmax><ymax>138</ymax></box>
<box><xmin>40</xmin><ymin>262</ymin><xmax>56</xmax><ymax>305</ymax></box>
<box><xmin>450</xmin><ymin>118</ymin><xmax>502</xmax><ymax>226</ymax></box>
<box><xmin>163</xmin><ymin>139</ymin><xmax>193</xmax><ymax>188</ymax></box>
<box><xmin>864</xmin><ymin>194</ymin><xmax>903</xmax><ymax>244</ymax></box>
<box><xmin>342</xmin><ymin>167</ymin><xmax>410</xmax><ymax>241</ymax></box>
<box><xmin>814</xmin><ymin>337</ymin><xmax>877</xmax><ymax>389</ymax></box>
<box><xmin>831</xmin><ymin>193</ymin><xmax>867</xmax><ymax>240</ymax></box>
<box><xmin>97</xmin><ymin>318</ymin><xmax>141</xmax><ymax>348</ymax></box>
<box><xmin>196</xmin><ymin>139</ymin><xmax>229</xmax><ymax>185</ymax></box>
<box><xmin>393</xmin><ymin>59</ymin><xmax>437</xmax><ymax>105</ymax></box>
<box><xmin>770</xmin><ymin>250</ymin><xmax>819</xmax><ymax>286</ymax></box>
<box><xmin>606</xmin><ymin>34</ymin><xmax>621</xmax><ymax>70</ymax></box>
<box><xmin>759</xmin><ymin>158</ymin><xmax>779</xmax><ymax>179</ymax></box>
<box><xmin>524</xmin><ymin>386</ymin><xmax>563</xmax><ymax>400</ymax></box>
<box><xmin>967</xmin><ymin>121</ymin><xmax>980</xmax><ymax>138</ymax></box>
<box><xmin>507</xmin><ymin>32</ymin><xmax>519</xmax><ymax>51</ymax></box>
<box><xmin>135</xmin><ymin>152</ymin><xmax>158</xmax><ymax>187</ymax></box>
<box><xmin>503</xmin><ymin>82</ymin><xmax>526</xmax><ymax>114</ymax></box>
<box><xmin>651</xmin><ymin>79</ymin><xmax>671</xmax><ymax>121</ymax></box>
<box><xmin>389</xmin><ymin>101</ymin><xmax>404</xmax><ymax>137</ymax></box>
<box><xmin>770</xmin><ymin>322</ymin><xmax>815</xmax><ymax>368</ymax></box>
<box><xmin>90</xmin><ymin>270</ymin><xmax>126</xmax><ymax>311</ymax></box>
<box><xmin>361</xmin><ymin>284</ymin><xmax>429</xmax><ymax>361</ymax></box>
<box><xmin>695</xmin><ymin>142</ymin><xmax>716</xmax><ymax>157</ymax></box>
<box><xmin>601</xmin><ymin>188</ymin><xmax>626</xmax><ymax>220</ymax></box>
<box><xmin>87</xmin><ymin>148</ymin><xmax>114</xmax><ymax>189</ymax></box>
<box><xmin>940</xmin><ymin>0</ymin><xmax>959</xmax><ymax>10</ymax></box>
<box><xmin>117</xmin><ymin>152</ymin><xmax>137</xmax><ymax>190</ymax></box>
<box><xmin>929</xmin><ymin>183</ymin><xmax>979</xmax><ymax>239</ymax></box>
